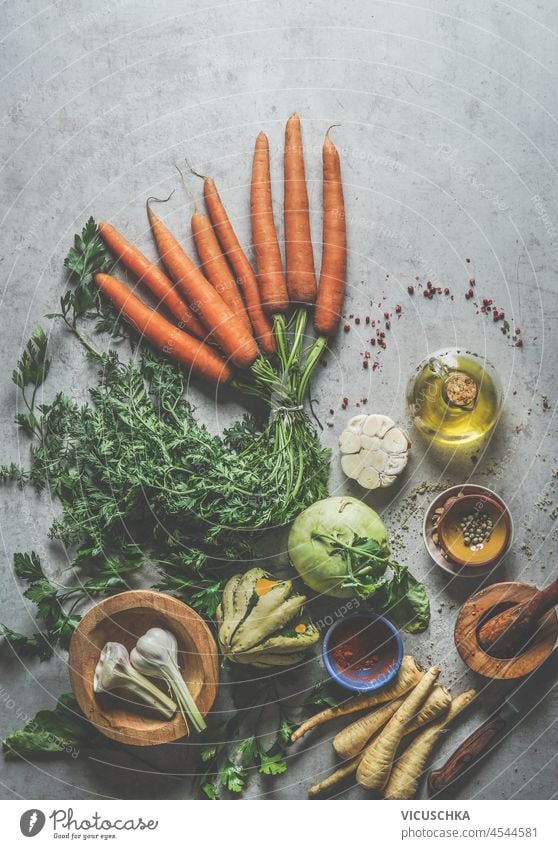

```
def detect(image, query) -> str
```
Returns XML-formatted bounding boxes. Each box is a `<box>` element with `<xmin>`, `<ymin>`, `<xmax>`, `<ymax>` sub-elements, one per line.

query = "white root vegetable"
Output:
<box><xmin>334</xmin><ymin>684</ymin><xmax>451</xmax><ymax>760</ymax></box>
<box><xmin>356</xmin><ymin>666</ymin><xmax>440</xmax><ymax>792</ymax></box>
<box><xmin>291</xmin><ymin>655</ymin><xmax>423</xmax><ymax>742</ymax></box>
<box><xmin>383</xmin><ymin>689</ymin><xmax>477</xmax><ymax>800</ymax></box>
<box><xmin>339</xmin><ymin>413</ymin><xmax>409</xmax><ymax>490</ymax></box>
<box><xmin>333</xmin><ymin>699</ymin><xmax>404</xmax><ymax>759</ymax></box>
<box><xmin>310</xmin><ymin>684</ymin><xmax>451</xmax><ymax>797</ymax></box>
<box><xmin>308</xmin><ymin>757</ymin><xmax>360</xmax><ymax>798</ymax></box>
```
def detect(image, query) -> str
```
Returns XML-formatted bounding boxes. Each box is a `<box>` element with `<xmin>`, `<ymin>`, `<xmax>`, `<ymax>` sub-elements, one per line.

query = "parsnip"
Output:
<box><xmin>308</xmin><ymin>757</ymin><xmax>360</xmax><ymax>798</ymax></box>
<box><xmin>333</xmin><ymin>699</ymin><xmax>405</xmax><ymax>759</ymax></box>
<box><xmin>334</xmin><ymin>683</ymin><xmax>451</xmax><ymax>760</ymax></box>
<box><xmin>291</xmin><ymin>656</ymin><xmax>423</xmax><ymax>742</ymax></box>
<box><xmin>383</xmin><ymin>689</ymin><xmax>477</xmax><ymax>800</ymax></box>
<box><xmin>312</xmin><ymin>683</ymin><xmax>451</xmax><ymax>797</ymax></box>
<box><xmin>356</xmin><ymin>666</ymin><xmax>440</xmax><ymax>792</ymax></box>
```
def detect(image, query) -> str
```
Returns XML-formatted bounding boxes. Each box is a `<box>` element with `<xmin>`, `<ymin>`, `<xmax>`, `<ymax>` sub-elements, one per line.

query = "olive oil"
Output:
<box><xmin>407</xmin><ymin>349</ymin><xmax>502</xmax><ymax>446</ymax></box>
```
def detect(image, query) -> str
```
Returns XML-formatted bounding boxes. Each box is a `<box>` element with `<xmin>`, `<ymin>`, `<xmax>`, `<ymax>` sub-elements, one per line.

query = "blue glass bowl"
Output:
<box><xmin>322</xmin><ymin>613</ymin><xmax>403</xmax><ymax>693</ymax></box>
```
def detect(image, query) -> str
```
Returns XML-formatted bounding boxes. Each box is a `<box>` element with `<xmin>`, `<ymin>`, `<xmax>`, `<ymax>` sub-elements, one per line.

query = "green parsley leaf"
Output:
<box><xmin>0</xmin><ymin>626</ymin><xmax>54</xmax><ymax>661</ymax></box>
<box><xmin>218</xmin><ymin>762</ymin><xmax>246</xmax><ymax>793</ymax></box>
<box><xmin>258</xmin><ymin>750</ymin><xmax>288</xmax><ymax>776</ymax></box>
<box><xmin>14</xmin><ymin>551</ymin><xmax>44</xmax><ymax>581</ymax></box>
<box><xmin>201</xmin><ymin>782</ymin><xmax>219</xmax><ymax>800</ymax></box>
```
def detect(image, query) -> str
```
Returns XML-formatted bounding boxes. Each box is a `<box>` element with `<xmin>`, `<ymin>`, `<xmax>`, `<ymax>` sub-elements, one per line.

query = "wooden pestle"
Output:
<box><xmin>478</xmin><ymin>577</ymin><xmax>558</xmax><ymax>658</ymax></box>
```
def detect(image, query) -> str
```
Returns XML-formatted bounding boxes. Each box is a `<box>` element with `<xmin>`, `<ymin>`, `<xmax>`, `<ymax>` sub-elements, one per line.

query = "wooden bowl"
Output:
<box><xmin>454</xmin><ymin>582</ymin><xmax>558</xmax><ymax>679</ymax></box>
<box><xmin>69</xmin><ymin>590</ymin><xmax>219</xmax><ymax>745</ymax></box>
<box><xmin>438</xmin><ymin>493</ymin><xmax>511</xmax><ymax>568</ymax></box>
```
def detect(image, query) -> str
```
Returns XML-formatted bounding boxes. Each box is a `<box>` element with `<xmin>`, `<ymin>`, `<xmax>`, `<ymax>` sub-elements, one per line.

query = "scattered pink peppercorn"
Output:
<box><xmin>516</xmin><ymin>339</ymin><xmax>523</xmax><ymax>348</ymax></box>
<box><xmin>444</xmin><ymin>287</ymin><xmax>450</xmax><ymax>295</ymax></box>
<box><xmin>407</xmin><ymin>284</ymin><xmax>414</xmax><ymax>294</ymax></box>
<box><xmin>355</xmin><ymin>317</ymin><xmax>361</xmax><ymax>325</ymax></box>
<box><xmin>395</xmin><ymin>304</ymin><xmax>401</xmax><ymax>313</ymax></box>
<box><xmin>370</xmin><ymin>338</ymin><xmax>376</xmax><ymax>346</ymax></box>
<box><xmin>365</xmin><ymin>316</ymin><xmax>370</xmax><ymax>325</ymax></box>
<box><xmin>343</xmin><ymin>323</ymin><xmax>350</xmax><ymax>332</ymax></box>
<box><xmin>385</xmin><ymin>320</ymin><xmax>391</xmax><ymax>329</ymax></box>
<box><xmin>515</xmin><ymin>327</ymin><xmax>521</xmax><ymax>335</ymax></box>
<box><xmin>363</xmin><ymin>360</ymin><xmax>369</xmax><ymax>369</ymax></box>
<box><xmin>469</xmin><ymin>277</ymin><xmax>476</xmax><ymax>285</ymax></box>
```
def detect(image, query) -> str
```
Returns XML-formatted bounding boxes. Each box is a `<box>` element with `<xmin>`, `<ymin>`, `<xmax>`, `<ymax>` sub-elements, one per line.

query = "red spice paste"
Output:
<box><xmin>329</xmin><ymin>617</ymin><xmax>396</xmax><ymax>681</ymax></box>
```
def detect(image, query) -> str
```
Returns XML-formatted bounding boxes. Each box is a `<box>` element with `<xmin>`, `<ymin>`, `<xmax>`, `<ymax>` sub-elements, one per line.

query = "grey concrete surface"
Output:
<box><xmin>1</xmin><ymin>0</ymin><xmax>557</xmax><ymax>801</ymax></box>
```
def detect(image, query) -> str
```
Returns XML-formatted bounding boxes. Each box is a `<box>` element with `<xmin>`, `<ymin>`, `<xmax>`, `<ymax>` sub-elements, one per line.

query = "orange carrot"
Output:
<box><xmin>314</xmin><ymin>131</ymin><xmax>346</xmax><ymax>336</ymax></box>
<box><xmin>146</xmin><ymin>205</ymin><xmax>259</xmax><ymax>369</ymax></box>
<box><xmin>250</xmin><ymin>132</ymin><xmax>288</xmax><ymax>314</ymax></box>
<box><xmin>191</xmin><ymin>210</ymin><xmax>251</xmax><ymax>333</ymax></box>
<box><xmin>98</xmin><ymin>221</ymin><xmax>206</xmax><ymax>340</ymax></box>
<box><xmin>93</xmin><ymin>273</ymin><xmax>232</xmax><ymax>384</ymax></box>
<box><xmin>202</xmin><ymin>177</ymin><xmax>276</xmax><ymax>354</ymax></box>
<box><xmin>284</xmin><ymin>113</ymin><xmax>317</xmax><ymax>304</ymax></box>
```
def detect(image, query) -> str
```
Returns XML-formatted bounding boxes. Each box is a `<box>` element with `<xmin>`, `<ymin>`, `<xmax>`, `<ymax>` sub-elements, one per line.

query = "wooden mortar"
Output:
<box><xmin>454</xmin><ymin>582</ymin><xmax>558</xmax><ymax>679</ymax></box>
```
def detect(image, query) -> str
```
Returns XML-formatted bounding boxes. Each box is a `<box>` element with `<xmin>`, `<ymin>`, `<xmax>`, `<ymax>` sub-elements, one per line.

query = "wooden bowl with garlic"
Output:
<box><xmin>68</xmin><ymin>590</ymin><xmax>218</xmax><ymax>746</ymax></box>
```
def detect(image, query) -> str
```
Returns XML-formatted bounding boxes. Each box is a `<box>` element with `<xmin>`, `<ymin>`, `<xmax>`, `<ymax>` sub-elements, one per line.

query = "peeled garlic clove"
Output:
<box><xmin>360</xmin><ymin>434</ymin><xmax>382</xmax><ymax>450</ymax></box>
<box><xmin>338</xmin><ymin>430</ymin><xmax>362</xmax><ymax>454</ymax></box>
<box><xmin>357</xmin><ymin>467</ymin><xmax>381</xmax><ymax>489</ymax></box>
<box><xmin>348</xmin><ymin>414</ymin><xmax>367</xmax><ymax>432</ymax></box>
<box><xmin>363</xmin><ymin>448</ymin><xmax>389</xmax><ymax>472</ymax></box>
<box><xmin>361</xmin><ymin>414</ymin><xmax>393</xmax><ymax>438</ymax></box>
<box><xmin>341</xmin><ymin>452</ymin><xmax>366</xmax><ymax>479</ymax></box>
<box><xmin>386</xmin><ymin>453</ymin><xmax>408</xmax><ymax>474</ymax></box>
<box><xmin>383</xmin><ymin>427</ymin><xmax>409</xmax><ymax>453</ymax></box>
<box><xmin>379</xmin><ymin>473</ymin><xmax>398</xmax><ymax>487</ymax></box>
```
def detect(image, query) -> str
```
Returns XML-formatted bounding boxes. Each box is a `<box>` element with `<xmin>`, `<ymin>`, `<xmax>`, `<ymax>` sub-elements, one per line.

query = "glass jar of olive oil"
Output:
<box><xmin>406</xmin><ymin>349</ymin><xmax>503</xmax><ymax>446</ymax></box>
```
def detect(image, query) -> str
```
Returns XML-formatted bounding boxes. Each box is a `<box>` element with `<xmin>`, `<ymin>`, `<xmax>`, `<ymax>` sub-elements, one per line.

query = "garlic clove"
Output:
<box><xmin>341</xmin><ymin>452</ymin><xmax>366</xmax><ymax>479</ymax></box>
<box><xmin>338</xmin><ymin>430</ymin><xmax>362</xmax><ymax>454</ymax></box>
<box><xmin>379</xmin><ymin>473</ymin><xmax>398</xmax><ymax>487</ymax></box>
<box><xmin>360</xmin><ymin>434</ymin><xmax>382</xmax><ymax>450</ymax></box>
<box><xmin>347</xmin><ymin>414</ymin><xmax>367</xmax><ymax>432</ymax></box>
<box><xmin>361</xmin><ymin>414</ymin><xmax>393</xmax><ymax>438</ymax></box>
<box><xmin>357</xmin><ymin>467</ymin><xmax>381</xmax><ymax>489</ymax></box>
<box><xmin>363</xmin><ymin>448</ymin><xmax>389</xmax><ymax>472</ymax></box>
<box><xmin>385</xmin><ymin>453</ymin><xmax>408</xmax><ymax>474</ymax></box>
<box><xmin>383</xmin><ymin>427</ymin><xmax>409</xmax><ymax>453</ymax></box>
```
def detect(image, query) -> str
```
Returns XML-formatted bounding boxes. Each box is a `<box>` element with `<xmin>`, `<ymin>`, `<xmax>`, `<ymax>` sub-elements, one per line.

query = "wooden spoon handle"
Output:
<box><xmin>428</xmin><ymin>714</ymin><xmax>508</xmax><ymax>794</ymax></box>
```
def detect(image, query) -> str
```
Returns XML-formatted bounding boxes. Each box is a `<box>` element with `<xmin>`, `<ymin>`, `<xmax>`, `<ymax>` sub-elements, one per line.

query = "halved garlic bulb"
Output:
<box><xmin>339</xmin><ymin>414</ymin><xmax>409</xmax><ymax>489</ymax></box>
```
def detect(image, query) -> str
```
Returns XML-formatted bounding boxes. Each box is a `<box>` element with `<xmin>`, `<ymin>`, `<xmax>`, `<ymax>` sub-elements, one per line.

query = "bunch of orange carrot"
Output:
<box><xmin>93</xmin><ymin>113</ymin><xmax>346</xmax><ymax>389</ymax></box>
